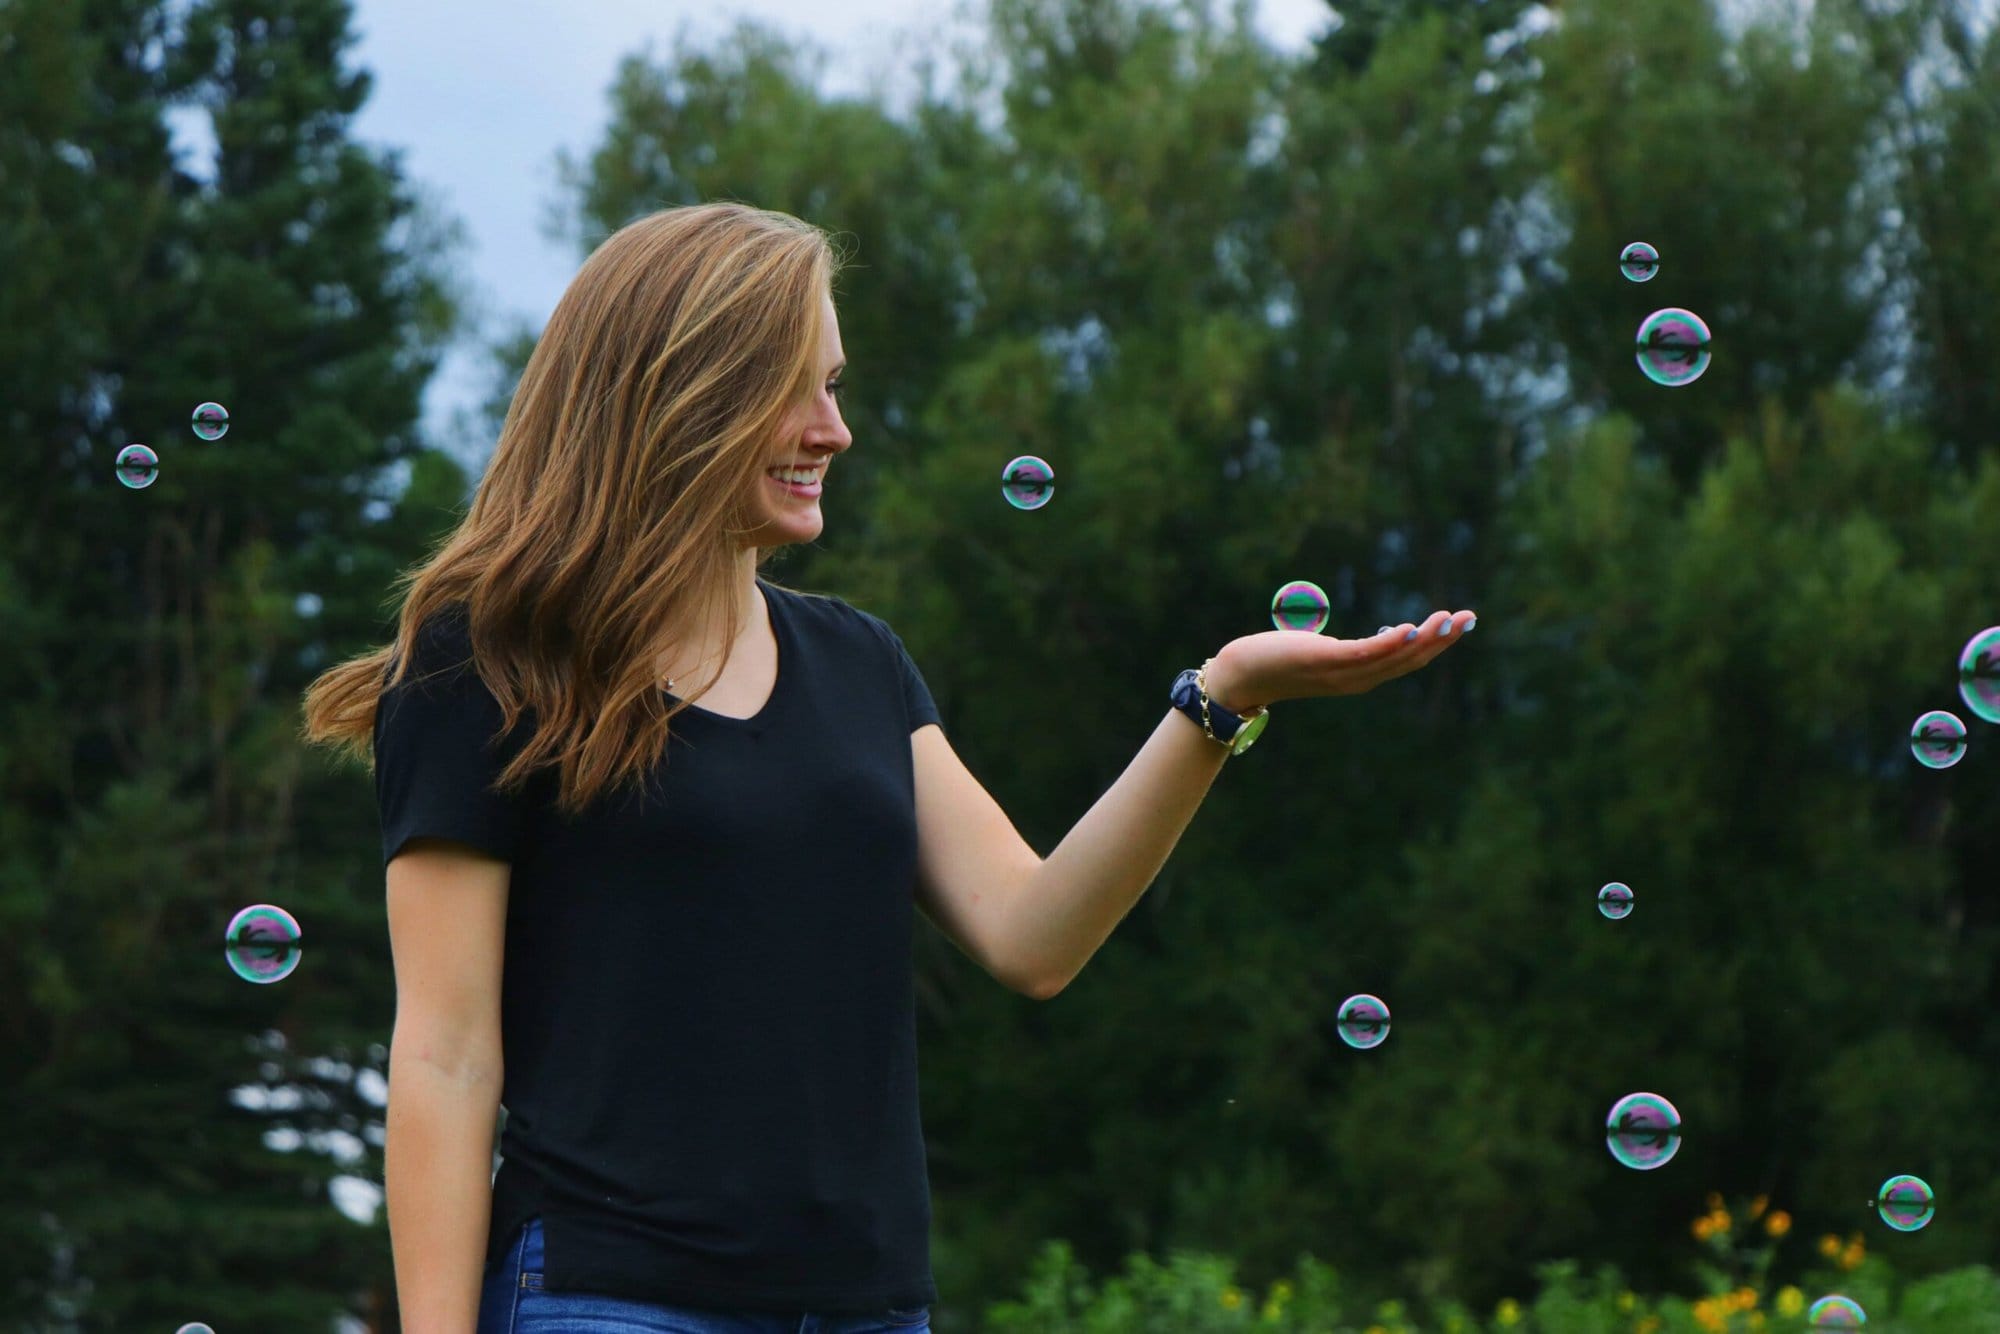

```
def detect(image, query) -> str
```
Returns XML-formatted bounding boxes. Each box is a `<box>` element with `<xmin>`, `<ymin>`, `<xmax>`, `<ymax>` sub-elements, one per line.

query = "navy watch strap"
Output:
<box><xmin>1171</xmin><ymin>667</ymin><xmax>1244</xmax><ymax>743</ymax></box>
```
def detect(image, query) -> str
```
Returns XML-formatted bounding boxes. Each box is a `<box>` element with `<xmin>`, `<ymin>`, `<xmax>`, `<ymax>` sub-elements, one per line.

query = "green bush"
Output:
<box><xmin>980</xmin><ymin>1211</ymin><xmax>2000</xmax><ymax>1333</ymax></box>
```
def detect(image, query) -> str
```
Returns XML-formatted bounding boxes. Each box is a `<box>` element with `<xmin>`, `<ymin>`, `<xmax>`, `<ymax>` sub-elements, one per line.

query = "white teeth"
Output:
<box><xmin>768</xmin><ymin>466</ymin><xmax>821</xmax><ymax>484</ymax></box>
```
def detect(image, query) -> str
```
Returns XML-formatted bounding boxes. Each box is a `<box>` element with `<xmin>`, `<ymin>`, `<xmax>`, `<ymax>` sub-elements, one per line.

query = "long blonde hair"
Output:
<box><xmin>299</xmin><ymin>201</ymin><xmax>842</xmax><ymax>816</ymax></box>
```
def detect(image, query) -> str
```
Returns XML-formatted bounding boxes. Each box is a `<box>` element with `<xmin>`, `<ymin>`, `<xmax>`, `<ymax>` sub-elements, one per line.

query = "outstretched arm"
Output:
<box><xmin>911</xmin><ymin>610</ymin><xmax>1472</xmax><ymax>999</ymax></box>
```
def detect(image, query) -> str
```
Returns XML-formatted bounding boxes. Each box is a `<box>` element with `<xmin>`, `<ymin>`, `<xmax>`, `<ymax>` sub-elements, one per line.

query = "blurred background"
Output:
<box><xmin>4</xmin><ymin>0</ymin><xmax>1999</xmax><ymax>1329</ymax></box>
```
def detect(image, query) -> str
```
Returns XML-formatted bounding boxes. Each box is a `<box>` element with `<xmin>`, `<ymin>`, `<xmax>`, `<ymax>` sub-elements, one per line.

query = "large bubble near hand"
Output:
<box><xmin>1635</xmin><ymin>308</ymin><xmax>1712</xmax><ymax>387</ymax></box>
<box><xmin>1270</xmin><ymin>581</ymin><xmax>1330</xmax><ymax>633</ymax></box>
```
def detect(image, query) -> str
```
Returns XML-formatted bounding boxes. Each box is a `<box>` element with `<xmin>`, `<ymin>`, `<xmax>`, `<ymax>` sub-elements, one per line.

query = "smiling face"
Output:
<box><xmin>742</xmin><ymin>291</ymin><xmax>851</xmax><ymax>550</ymax></box>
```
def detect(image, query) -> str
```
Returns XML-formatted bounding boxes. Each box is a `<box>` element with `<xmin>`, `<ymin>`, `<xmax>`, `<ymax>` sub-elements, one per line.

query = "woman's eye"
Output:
<box><xmin>827</xmin><ymin>380</ymin><xmax>846</xmax><ymax>399</ymax></box>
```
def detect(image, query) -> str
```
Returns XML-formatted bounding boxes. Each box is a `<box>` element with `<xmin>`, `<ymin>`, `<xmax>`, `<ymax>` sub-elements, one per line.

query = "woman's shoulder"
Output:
<box><xmin>763</xmin><ymin>579</ymin><xmax>899</xmax><ymax>646</ymax></box>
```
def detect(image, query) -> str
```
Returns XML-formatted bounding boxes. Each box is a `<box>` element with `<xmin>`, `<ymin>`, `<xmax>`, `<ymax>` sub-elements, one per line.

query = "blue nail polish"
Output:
<box><xmin>1404</xmin><ymin>628</ymin><xmax>1419</xmax><ymax>643</ymax></box>
<box><xmin>1438</xmin><ymin>620</ymin><xmax>1452</xmax><ymax>637</ymax></box>
<box><xmin>1464</xmin><ymin>617</ymin><xmax>1477</xmax><ymax>632</ymax></box>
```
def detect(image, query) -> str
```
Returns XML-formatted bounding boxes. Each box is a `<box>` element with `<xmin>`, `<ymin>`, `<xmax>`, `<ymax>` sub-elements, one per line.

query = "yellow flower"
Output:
<box><xmin>1818</xmin><ymin>1233</ymin><xmax>1843</xmax><ymax>1258</ymax></box>
<box><xmin>1221</xmin><ymin>1287</ymin><xmax>1243</xmax><ymax>1309</ymax></box>
<box><xmin>1841</xmin><ymin>1242</ymin><xmax>1865</xmax><ymax>1271</ymax></box>
<box><xmin>1776</xmin><ymin>1286</ymin><xmax>1805</xmax><ymax>1317</ymax></box>
<box><xmin>1637</xmin><ymin>1318</ymin><xmax>1662</xmax><ymax>1334</ymax></box>
<box><xmin>1748</xmin><ymin>1314</ymin><xmax>1766</xmax><ymax>1331</ymax></box>
<box><xmin>1618</xmin><ymin>1291</ymin><xmax>1637</xmax><ymax>1312</ymax></box>
<box><xmin>1271</xmin><ymin>1281</ymin><xmax>1294</xmax><ymax>1301</ymax></box>
<box><xmin>1496</xmin><ymin>1297</ymin><xmax>1522</xmax><ymax>1326</ymax></box>
<box><xmin>1707</xmin><ymin>1191</ymin><xmax>1725</xmax><ymax>1211</ymax></box>
<box><xmin>1712</xmin><ymin>1209</ymin><xmax>1733</xmax><ymax>1233</ymax></box>
<box><xmin>1693</xmin><ymin>1299</ymin><xmax>1726</xmax><ymax>1334</ymax></box>
<box><xmin>1763</xmin><ymin>1210</ymin><xmax>1791</xmax><ymax>1238</ymax></box>
<box><xmin>1733</xmin><ymin>1286</ymin><xmax>1758</xmax><ymax>1310</ymax></box>
<box><xmin>1750</xmin><ymin>1194</ymin><xmax>1769</xmax><ymax>1220</ymax></box>
<box><xmin>1693</xmin><ymin>1216</ymin><xmax>1716</xmax><ymax>1241</ymax></box>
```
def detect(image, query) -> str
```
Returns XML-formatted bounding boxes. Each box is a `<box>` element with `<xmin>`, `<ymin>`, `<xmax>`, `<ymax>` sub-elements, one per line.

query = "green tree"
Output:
<box><xmin>1</xmin><ymin>0</ymin><xmax>473</xmax><ymax>1326</ymax></box>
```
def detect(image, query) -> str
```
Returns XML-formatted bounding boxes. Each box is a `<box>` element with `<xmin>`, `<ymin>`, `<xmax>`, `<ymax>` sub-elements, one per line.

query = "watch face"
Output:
<box><xmin>1231</xmin><ymin>710</ymin><xmax>1270</xmax><ymax>754</ymax></box>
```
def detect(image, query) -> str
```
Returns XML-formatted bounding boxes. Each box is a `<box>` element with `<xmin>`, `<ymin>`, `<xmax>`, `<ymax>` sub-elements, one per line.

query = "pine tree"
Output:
<box><xmin>2</xmin><ymin>0</ymin><xmax>472</xmax><ymax>1326</ymax></box>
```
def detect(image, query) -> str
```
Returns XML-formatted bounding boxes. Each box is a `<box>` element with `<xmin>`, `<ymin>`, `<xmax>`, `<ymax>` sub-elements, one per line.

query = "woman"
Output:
<box><xmin>299</xmin><ymin>201</ymin><xmax>1471</xmax><ymax>1334</ymax></box>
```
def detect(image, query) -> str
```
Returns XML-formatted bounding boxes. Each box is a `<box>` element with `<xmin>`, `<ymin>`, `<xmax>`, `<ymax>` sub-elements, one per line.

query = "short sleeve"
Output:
<box><xmin>866</xmin><ymin>613</ymin><xmax>941</xmax><ymax>732</ymax></box>
<box><xmin>373</xmin><ymin>604</ymin><xmax>535</xmax><ymax>867</ymax></box>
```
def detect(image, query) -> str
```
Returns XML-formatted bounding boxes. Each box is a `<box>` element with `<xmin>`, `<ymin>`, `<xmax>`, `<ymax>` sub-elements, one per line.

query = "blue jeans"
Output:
<box><xmin>476</xmin><ymin>1216</ymin><xmax>933</xmax><ymax>1333</ymax></box>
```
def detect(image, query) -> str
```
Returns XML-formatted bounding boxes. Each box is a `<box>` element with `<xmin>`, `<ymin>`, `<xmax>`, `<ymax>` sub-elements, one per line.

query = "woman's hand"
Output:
<box><xmin>1206</xmin><ymin>610</ymin><xmax>1477</xmax><ymax>713</ymax></box>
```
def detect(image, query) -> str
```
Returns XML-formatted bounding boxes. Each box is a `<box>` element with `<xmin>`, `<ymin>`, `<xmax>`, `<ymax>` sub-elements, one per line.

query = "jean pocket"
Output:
<box><xmin>882</xmin><ymin>1308</ymin><xmax>929</xmax><ymax>1329</ymax></box>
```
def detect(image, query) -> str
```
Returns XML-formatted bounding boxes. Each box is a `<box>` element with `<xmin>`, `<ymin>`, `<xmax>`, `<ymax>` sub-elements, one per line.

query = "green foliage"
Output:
<box><xmin>982</xmin><ymin>1238</ymin><xmax>2000</xmax><ymax>1333</ymax></box>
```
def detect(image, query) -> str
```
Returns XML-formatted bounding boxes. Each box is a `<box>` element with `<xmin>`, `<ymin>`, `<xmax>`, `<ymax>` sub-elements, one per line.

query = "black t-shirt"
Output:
<box><xmin>373</xmin><ymin>577</ymin><xmax>943</xmax><ymax>1313</ymax></box>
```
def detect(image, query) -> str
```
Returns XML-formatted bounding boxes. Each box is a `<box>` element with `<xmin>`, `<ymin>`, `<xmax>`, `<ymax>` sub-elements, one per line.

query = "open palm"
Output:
<box><xmin>1218</xmin><ymin>610</ymin><xmax>1476</xmax><ymax>709</ymax></box>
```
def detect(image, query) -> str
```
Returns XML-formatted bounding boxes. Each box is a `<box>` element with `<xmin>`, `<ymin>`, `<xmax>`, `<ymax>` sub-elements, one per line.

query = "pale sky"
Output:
<box><xmin>330</xmin><ymin>0</ymin><xmax>1337</xmax><ymax>463</ymax></box>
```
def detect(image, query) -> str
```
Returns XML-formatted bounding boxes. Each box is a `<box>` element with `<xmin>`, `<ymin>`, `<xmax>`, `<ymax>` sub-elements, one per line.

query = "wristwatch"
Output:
<box><xmin>1170</xmin><ymin>658</ymin><xmax>1271</xmax><ymax>756</ymax></box>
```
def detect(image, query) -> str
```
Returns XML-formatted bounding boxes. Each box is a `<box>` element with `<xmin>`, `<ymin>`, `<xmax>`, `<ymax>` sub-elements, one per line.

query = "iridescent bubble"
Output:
<box><xmin>1271</xmin><ymin>581</ymin><xmax>1331</xmax><ymax>633</ymax></box>
<box><xmin>1806</xmin><ymin>1296</ymin><xmax>1866</xmax><ymax>1329</ymax></box>
<box><xmin>1635</xmin><ymin>308</ymin><xmax>1712</xmax><ymax>387</ymax></box>
<box><xmin>1001</xmin><ymin>456</ymin><xmax>1054</xmax><ymax>511</ymax></box>
<box><xmin>1336</xmin><ymin>994</ymin><xmax>1391</xmax><ymax>1050</ymax></box>
<box><xmin>1605</xmin><ymin>1091</ymin><xmax>1681</xmax><ymax>1170</ymax></box>
<box><xmin>1875</xmin><ymin>1174</ymin><xmax>1935</xmax><ymax>1232</ymax></box>
<box><xmin>191</xmin><ymin>401</ymin><xmax>229</xmax><ymax>441</ymax></box>
<box><xmin>1619</xmin><ymin>241</ymin><xmax>1660</xmax><ymax>282</ymax></box>
<box><xmin>1910</xmin><ymin>711</ymin><xmax>1968</xmax><ymax>769</ymax></box>
<box><xmin>1959</xmin><ymin>626</ymin><xmax>2000</xmax><ymax>725</ymax></box>
<box><xmin>115</xmin><ymin>443</ymin><xmax>159</xmax><ymax>489</ymax></box>
<box><xmin>1597</xmin><ymin>882</ymin><xmax>1634</xmax><ymax>920</ymax></box>
<box><xmin>176</xmin><ymin>1325</ymin><xmax>217</xmax><ymax>1334</ymax></box>
<box><xmin>225</xmin><ymin>904</ymin><xmax>303</xmax><ymax>984</ymax></box>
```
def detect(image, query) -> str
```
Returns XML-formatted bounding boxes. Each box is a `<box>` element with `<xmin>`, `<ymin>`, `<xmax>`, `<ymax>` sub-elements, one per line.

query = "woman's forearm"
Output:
<box><xmin>1007</xmin><ymin>654</ymin><xmax>1253</xmax><ymax>997</ymax></box>
<box><xmin>385</xmin><ymin>1047</ymin><xmax>503</xmax><ymax>1333</ymax></box>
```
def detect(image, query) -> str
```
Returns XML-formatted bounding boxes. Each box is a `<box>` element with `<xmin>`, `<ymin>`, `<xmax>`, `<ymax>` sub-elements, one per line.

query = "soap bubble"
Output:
<box><xmin>1597</xmin><ymin>882</ymin><xmax>1634</xmax><ymax>920</ymax></box>
<box><xmin>225</xmin><ymin>904</ymin><xmax>303</xmax><ymax>984</ymax></box>
<box><xmin>1959</xmin><ymin>626</ymin><xmax>2000</xmax><ymax>724</ymax></box>
<box><xmin>1605</xmin><ymin>1092</ymin><xmax>1681</xmax><ymax>1170</ymax></box>
<box><xmin>1336</xmin><ymin>994</ymin><xmax>1391</xmax><ymax>1050</ymax></box>
<box><xmin>115</xmin><ymin>443</ymin><xmax>159</xmax><ymax>489</ymax></box>
<box><xmin>1635</xmin><ymin>308</ymin><xmax>1712</xmax><ymax>387</ymax></box>
<box><xmin>176</xmin><ymin>1325</ymin><xmax>218</xmax><ymax>1334</ymax></box>
<box><xmin>1875</xmin><ymin>1174</ymin><xmax>1935</xmax><ymax>1232</ymax></box>
<box><xmin>191</xmin><ymin>401</ymin><xmax>229</xmax><ymax>440</ymax></box>
<box><xmin>1806</xmin><ymin>1296</ymin><xmax>1866</xmax><ymax>1328</ymax></box>
<box><xmin>1001</xmin><ymin>456</ymin><xmax>1054</xmax><ymax>510</ymax></box>
<box><xmin>1619</xmin><ymin>241</ymin><xmax>1660</xmax><ymax>282</ymax></box>
<box><xmin>1910</xmin><ymin>711</ymin><xmax>1968</xmax><ymax>769</ymax></box>
<box><xmin>1271</xmin><ymin>581</ymin><xmax>1331</xmax><ymax>633</ymax></box>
